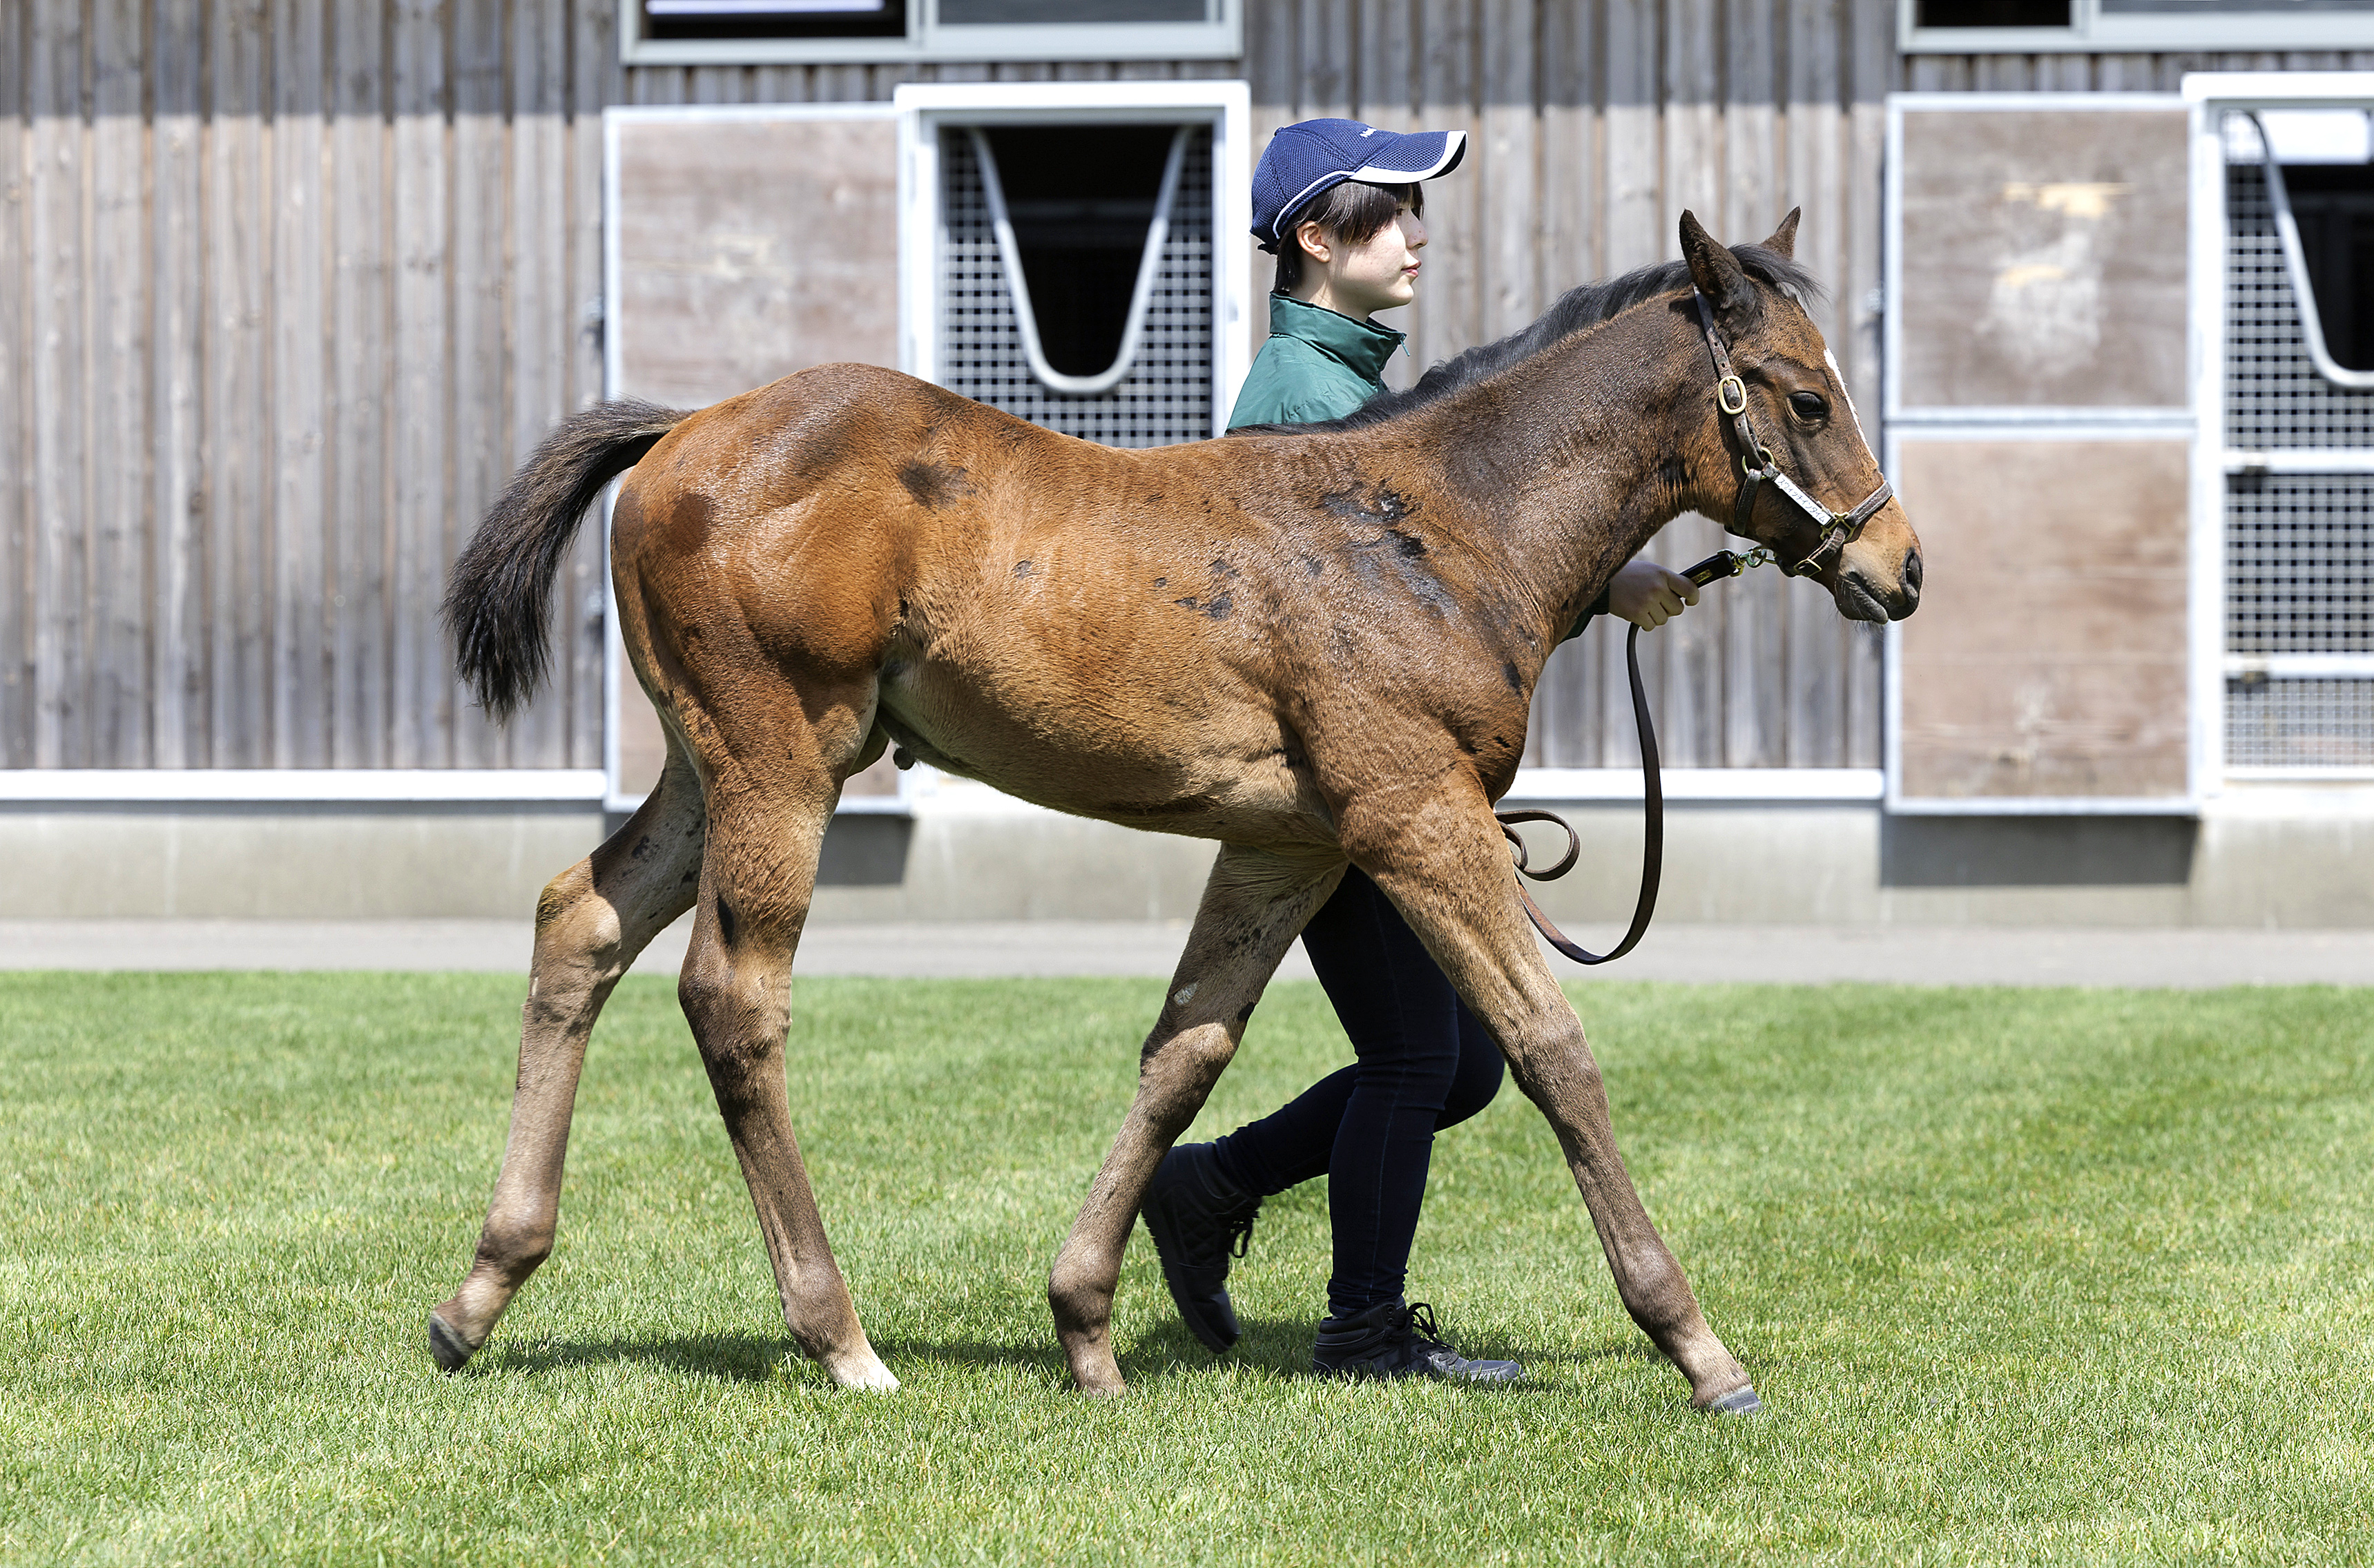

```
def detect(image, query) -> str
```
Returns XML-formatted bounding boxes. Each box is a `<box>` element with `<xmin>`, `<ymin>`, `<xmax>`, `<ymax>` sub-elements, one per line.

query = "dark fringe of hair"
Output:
<box><xmin>1248</xmin><ymin>242</ymin><xmax>1823</xmax><ymax>434</ymax></box>
<box><xmin>1273</xmin><ymin>180</ymin><xmax>1425</xmax><ymax>293</ymax></box>
<box><xmin>443</xmin><ymin>398</ymin><xmax>687</xmax><ymax>723</ymax></box>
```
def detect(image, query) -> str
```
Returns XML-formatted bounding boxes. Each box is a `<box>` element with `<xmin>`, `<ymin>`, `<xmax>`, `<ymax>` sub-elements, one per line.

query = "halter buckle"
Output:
<box><xmin>1717</xmin><ymin>375</ymin><xmax>1748</xmax><ymax>416</ymax></box>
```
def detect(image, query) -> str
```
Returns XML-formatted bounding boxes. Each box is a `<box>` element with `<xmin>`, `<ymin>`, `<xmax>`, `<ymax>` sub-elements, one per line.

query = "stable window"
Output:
<box><xmin>899</xmin><ymin>81</ymin><xmax>1252</xmax><ymax>448</ymax></box>
<box><xmin>2195</xmin><ymin>84</ymin><xmax>2374</xmax><ymax>777</ymax></box>
<box><xmin>1902</xmin><ymin>0</ymin><xmax>2374</xmax><ymax>54</ymax></box>
<box><xmin>623</xmin><ymin>0</ymin><xmax>1241</xmax><ymax>65</ymax></box>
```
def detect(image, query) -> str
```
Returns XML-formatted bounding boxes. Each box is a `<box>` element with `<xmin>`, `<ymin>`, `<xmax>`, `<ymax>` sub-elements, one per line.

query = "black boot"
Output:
<box><xmin>1139</xmin><ymin>1142</ymin><xmax>1262</xmax><ymax>1353</ymax></box>
<box><xmin>1311</xmin><ymin>1299</ymin><xmax>1523</xmax><ymax>1383</ymax></box>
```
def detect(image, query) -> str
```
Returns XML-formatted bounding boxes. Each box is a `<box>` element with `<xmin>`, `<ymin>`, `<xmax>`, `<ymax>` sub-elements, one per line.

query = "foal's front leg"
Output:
<box><xmin>1049</xmin><ymin>844</ymin><xmax>1342</xmax><ymax>1395</ymax></box>
<box><xmin>1353</xmin><ymin>791</ymin><xmax>1758</xmax><ymax>1412</ymax></box>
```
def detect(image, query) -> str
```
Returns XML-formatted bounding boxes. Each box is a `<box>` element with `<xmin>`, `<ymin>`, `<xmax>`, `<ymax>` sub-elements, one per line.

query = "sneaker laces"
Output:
<box><xmin>1402</xmin><ymin>1301</ymin><xmax>1451</xmax><ymax>1349</ymax></box>
<box><xmin>1224</xmin><ymin>1208</ymin><xmax>1257</xmax><ymax>1260</ymax></box>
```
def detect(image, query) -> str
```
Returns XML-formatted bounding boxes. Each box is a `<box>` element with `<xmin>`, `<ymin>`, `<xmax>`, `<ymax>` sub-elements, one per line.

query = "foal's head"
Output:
<box><xmin>1679</xmin><ymin>211</ymin><xmax>1922</xmax><ymax>623</ymax></box>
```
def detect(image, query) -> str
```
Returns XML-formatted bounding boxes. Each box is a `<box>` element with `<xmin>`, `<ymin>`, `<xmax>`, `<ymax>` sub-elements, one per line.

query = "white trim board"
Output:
<box><xmin>1504</xmin><ymin>769</ymin><xmax>1883</xmax><ymax>803</ymax></box>
<box><xmin>0</xmin><ymin>771</ymin><xmax>609</xmax><ymax>804</ymax></box>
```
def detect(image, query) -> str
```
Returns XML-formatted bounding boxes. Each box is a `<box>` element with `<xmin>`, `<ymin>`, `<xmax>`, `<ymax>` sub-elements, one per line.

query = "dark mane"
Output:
<box><xmin>1234</xmin><ymin>242</ymin><xmax>1822</xmax><ymax>436</ymax></box>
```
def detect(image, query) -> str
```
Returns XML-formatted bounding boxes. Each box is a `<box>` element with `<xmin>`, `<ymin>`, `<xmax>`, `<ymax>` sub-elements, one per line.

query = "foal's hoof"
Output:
<box><xmin>427</xmin><ymin>1312</ymin><xmax>477</xmax><ymax>1373</ymax></box>
<box><xmin>1701</xmin><ymin>1384</ymin><xmax>1763</xmax><ymax>1415</ymax></box>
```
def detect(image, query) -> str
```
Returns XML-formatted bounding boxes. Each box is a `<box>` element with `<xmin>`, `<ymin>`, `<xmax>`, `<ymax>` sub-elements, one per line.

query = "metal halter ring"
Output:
<box><xmin>1717</xmin><ymin>375</ymin><xmax>1749</xmax><ymax>416</ymax></box>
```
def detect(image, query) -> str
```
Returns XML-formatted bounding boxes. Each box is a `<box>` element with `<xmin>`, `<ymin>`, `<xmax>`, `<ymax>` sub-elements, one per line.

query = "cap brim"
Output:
<box><xmin>1349</xmin><ymin>129</ymin><xmax>1467</xmax><ymax>184</ymax></box>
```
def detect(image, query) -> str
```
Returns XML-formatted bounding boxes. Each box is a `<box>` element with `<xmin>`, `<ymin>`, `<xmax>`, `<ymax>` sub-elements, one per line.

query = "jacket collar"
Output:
<box><xmin>1266</xmin><ymin>293</ymin><xmax>1405</xmax><ymax>384</ymax></box>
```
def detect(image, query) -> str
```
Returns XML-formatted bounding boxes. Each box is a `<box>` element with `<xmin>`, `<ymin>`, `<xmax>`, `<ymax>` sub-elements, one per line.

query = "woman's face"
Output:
<box><xmin>1297</xmin><ymin>199</ymin><xmax>1427</xmax><ymax>322</ymax></box>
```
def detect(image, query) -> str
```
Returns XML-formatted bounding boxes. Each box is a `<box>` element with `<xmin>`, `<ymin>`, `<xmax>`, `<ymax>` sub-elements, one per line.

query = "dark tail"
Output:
<box><xmin>444</xmin><ymin>399</ymin><xmax>688</xmax><ymax>723</ymax></box>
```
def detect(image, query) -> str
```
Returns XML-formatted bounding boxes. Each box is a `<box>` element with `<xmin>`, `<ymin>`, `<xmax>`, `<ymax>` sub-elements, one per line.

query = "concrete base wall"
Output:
<box><xmin>1</xmin><ymin>802</ymin><xmax>612</xmax><ymax>919</ymax></box>
<box><xmin>7</xmin><ymin>782</ymin><xmax>2371</xmax><ymax>927</ymax></box>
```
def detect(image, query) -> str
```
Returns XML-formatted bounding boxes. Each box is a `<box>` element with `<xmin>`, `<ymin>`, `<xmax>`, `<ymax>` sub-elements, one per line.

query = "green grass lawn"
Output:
<box><xmin>2</xmin><ymin>971</ymin><xmax>2371</xmax><ymax>1565</ymax></box>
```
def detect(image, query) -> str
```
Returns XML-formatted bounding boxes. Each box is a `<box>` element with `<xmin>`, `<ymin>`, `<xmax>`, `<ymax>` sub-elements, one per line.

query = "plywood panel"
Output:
<box><xmin>389</xmin><ymin>0</ymin><xmax>450</xmax><ymax>768</ymax></box>
<box><xmin>153</xmin><ymin>0</ymin><xmax>209</xmax><ymax>768</ymax></box>
<box><xmin>91</xmin><ymin>0</ymin><xmax>150</xmax><ymax>768</ymax></box>
<box><xmin>0</xmin><ymin>0</ymin><xmax>26</xmax><ymax>768</ymax></box>
<box><xmin>31</xmin><ymin>0</ymin><xmax>87</xmax><ymax>768</ymax></box>
<box><xmin>272</xmin><ymin>0</ymin><xmax>329</xmax><ymax>767</ymax></box>
<box><xmin>207</xmin><ymin>0</ymin><xmax>272</xmax><ymax>768</ymax></box>
<box><xmin>1896</xmin><ymin>106</ymin><xmax>2189</xmax><ymax>412</ymax></box>
<box><xmin>508</xmin><ymin>0</ymin><xmax>572</xmax><ymax>771</ymax></box>
<box><xmin>610</xmin><ymin>115</ymin><xmax>900</xmax><ymax>409</ymax></box>
<box><xmin>331</xmin><ymin>0</ymin><xmax>390</xmax><ymax>768</ymax></box>
<box><xmin>1894</xmin><ymin>438</ymin><xmax>2191</xmax><ymax>802</ymax></box>
<box><xmin>609</xmin><ymin>108</ymin><xmax>900</xmax><ymax>800</ymax></box>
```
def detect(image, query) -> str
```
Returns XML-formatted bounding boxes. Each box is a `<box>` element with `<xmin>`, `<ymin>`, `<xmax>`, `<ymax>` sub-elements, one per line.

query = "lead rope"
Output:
<box><xmin>1495</xmin><ymin>546</ymin><xmax>1772</xmax><ymax>965</ymax></box>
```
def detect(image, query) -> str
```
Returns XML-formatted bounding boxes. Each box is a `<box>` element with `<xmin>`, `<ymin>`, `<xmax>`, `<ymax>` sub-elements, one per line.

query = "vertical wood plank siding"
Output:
<box><xmin>3</xmin><ymin>3</ymin><xmax>2368</xmax><ymax>771</ymax></box>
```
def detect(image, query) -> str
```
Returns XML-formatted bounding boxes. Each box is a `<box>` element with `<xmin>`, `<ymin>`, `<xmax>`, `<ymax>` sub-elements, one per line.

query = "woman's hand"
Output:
<box><xmin>1608</xmin><ymin>561</ymin><xmax>1699</xmax><ymax>629</ymax></box>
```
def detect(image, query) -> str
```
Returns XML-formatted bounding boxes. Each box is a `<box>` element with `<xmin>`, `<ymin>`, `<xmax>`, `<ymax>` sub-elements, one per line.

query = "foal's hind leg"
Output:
<box><xmin>1050</xmin><ymin>844</ymin><xmax>1342</xmax><ymax>1395</ymax></box>
<box><xmin>428</xmin><ymin>741</ymin><xmax>706</xmax><ymax>1371</ymax></box>
<box><xmin>1350</xmin><ymin>792</ymin><xmax>1756</xmax><ymax>1411</ymax></box>
<box><xmin>676</xmin><ymin>764</ymin><xmax>895</xmax><ymax>1391</ymax></box>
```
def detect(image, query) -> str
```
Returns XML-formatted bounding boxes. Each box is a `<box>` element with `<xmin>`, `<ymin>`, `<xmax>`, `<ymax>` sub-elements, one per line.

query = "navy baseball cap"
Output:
<box><xmin>1251</xmin><ymin>118</ymin><xmax>1468</xmax><ymax>253</ymax></box>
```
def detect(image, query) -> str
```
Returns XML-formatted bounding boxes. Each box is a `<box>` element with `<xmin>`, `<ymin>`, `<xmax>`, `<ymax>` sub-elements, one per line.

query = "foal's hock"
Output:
<box><xmin>430</xmin><ymin>211</ymin><xmax>1921</xmax><ymax>1407</ymax></box>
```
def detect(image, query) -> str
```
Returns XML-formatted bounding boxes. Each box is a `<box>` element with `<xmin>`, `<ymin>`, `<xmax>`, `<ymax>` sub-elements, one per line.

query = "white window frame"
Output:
<box><xmin>894</xmin><ymin>79</ymin><xmax>1254</xmax><ymax>438</ymax></box>
<box><xmin>2185</xmin><ymin>71</ymin><xmax>2374</xmax><ymax>784</ymax></box>
<box><xmin>1902</xmin><ymin>0</ymin><xmax>2374</xmax><ymax>55</ymax></box>
<box><xmin>621</xmin><ymin>0</ymin><xmax>1242</xmax><ymax>66</ymax></box>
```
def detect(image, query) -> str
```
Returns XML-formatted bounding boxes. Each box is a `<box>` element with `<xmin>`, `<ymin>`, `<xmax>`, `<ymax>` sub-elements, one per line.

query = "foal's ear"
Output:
<box><xmin>1765</xmin><ymin>208</ymin><xmax>1800</xmax><ymax>259</ymax></box>
<box><xmin>1680</xmin><ymin>210</ymin><xmax>1759</xmax><ymax>332</ymax></box>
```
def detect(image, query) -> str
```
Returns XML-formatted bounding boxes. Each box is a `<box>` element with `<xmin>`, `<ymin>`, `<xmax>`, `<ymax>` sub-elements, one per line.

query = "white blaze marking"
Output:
<box><xmin>1172</xmin><ymin>983</ymin><xmax>1198</xmax><ymax>1007</ymax></box>
<box><xmin>1824</xmin><ymin>348</ymin><xmax>1874</xmax><ymax>454</ymax></box>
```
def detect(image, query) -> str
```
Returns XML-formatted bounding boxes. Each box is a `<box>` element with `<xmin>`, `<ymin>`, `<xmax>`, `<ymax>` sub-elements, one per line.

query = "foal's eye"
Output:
<box><xmin>1789</xmin><ymin>391</ymin><xmax>1828</xmax><ymax>422</ymax></box>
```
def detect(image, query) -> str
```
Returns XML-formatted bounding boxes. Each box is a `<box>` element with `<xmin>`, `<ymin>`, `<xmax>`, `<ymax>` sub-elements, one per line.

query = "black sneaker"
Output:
<box><xmin>1139</xmin><ymin>1142</ymin><xmax>1262</xmax><ymax>1353</ymax></box>
<box><xmin>1311</xmin><ymin>1299</ymin><xmax>1523</xmax><ymax>1384</ymax></box>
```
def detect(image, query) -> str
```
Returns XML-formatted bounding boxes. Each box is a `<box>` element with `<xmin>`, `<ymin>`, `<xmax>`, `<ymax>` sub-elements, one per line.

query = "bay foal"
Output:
<box><xmin>430</xmin><ymin>213</ymin><xmax>1920</xmax><ymax>1408</ymax></box>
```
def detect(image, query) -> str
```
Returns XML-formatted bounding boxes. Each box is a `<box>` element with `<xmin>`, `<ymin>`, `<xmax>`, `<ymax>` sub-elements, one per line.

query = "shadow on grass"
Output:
<box><xmin>472</xmin><ymin>1331</ymin><xmax>791</xmax><ymax>1382</ymax></box>
<box><xmin>464</xmin><ymin>1317</ymin><xmax>1606</xmax><ymax>1388</ymax></box>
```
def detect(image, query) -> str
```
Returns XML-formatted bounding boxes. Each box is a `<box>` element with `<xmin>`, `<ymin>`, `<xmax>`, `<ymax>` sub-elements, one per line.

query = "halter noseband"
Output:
<box><xmin>1692</xmin><ymin>289</ymin><xmax>1894</xmax><ymax>580</ymax></box>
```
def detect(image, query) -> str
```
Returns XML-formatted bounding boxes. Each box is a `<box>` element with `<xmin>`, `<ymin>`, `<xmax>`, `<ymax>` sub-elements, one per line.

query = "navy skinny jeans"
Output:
<box><xmin>1209</xmin><ymin>867</ymin><xmax>1505</xmax><ymax>1319</ymax></box>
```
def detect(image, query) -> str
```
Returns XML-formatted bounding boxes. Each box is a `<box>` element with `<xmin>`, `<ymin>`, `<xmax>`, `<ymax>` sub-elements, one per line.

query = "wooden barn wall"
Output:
<box><xmin>4</xmin><ymin>1</ymin><xmax>2369</xmax><ymax>772</ymax></box>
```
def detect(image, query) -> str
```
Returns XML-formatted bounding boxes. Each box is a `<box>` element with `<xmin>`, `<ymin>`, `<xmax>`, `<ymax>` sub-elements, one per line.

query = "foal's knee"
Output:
<box><xmin>1503</xmin><ymin>1014</ymin><xmax>1601</xmax><ymax>1105</ymax></box>
<box><xmin>1139</xmin><ymin>1022</ymin><xmax>1238</xmax><ymax>1111</ymax></box>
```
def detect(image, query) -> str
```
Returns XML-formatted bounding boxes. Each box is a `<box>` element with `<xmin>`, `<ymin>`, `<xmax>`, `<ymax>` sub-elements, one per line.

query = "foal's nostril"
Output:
<box><xmin>1903</xmin><ymin>548</ymin><xmax>1923</xmax><ymax>594</ymax></box>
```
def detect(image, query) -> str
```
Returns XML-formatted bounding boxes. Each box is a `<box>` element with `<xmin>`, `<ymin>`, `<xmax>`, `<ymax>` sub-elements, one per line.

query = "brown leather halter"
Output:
<box><xmin>1496</xmin><ymin>291</ymin><xmax>1895</xmax><ymax>967</ymax></box>
<box><xmin>1694</xmin><ymin>288</ymin><xmax>1895</xmax><ymax>580</ymax></box>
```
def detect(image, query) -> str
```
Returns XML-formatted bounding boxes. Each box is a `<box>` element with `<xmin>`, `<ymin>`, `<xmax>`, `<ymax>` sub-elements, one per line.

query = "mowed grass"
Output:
<box><xmin>2</xmin><ymin>973</ymin><xmax>2371</xmax><ymax>1565</ymax></box>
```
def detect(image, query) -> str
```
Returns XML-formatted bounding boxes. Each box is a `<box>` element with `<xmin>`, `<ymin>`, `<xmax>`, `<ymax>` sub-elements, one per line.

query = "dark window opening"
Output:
<box><xmin>639</xmin><ymin>0</ymin><xmax>907</xmax><ymax>42</ymax></box>
<box><xmin>1913</xmin><ymin>0</ymin><xmax>2070</xmax><ymax>26</ymax></box>
<box><xmin>2284</xmin><ymin>164</ymin><xmax>2374</xmax><ymax>373</ymax></box>
<box><xmin>980</xmin><ymin>125</ymin><xmax>1183</xmax><ymax>379</ymax></box>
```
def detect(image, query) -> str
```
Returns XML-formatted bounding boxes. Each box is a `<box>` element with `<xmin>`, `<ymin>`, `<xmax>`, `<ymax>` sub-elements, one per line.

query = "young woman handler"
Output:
<box><xmin>1139</xmin><ymin>118</ymin><xmax>1701</xmax><ymax>1382</ymax></box>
